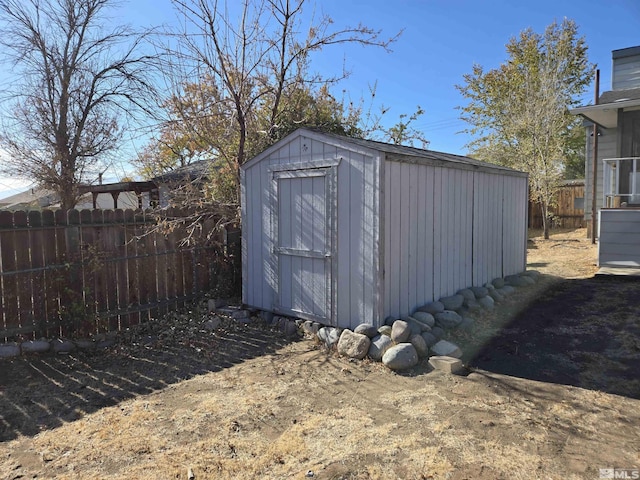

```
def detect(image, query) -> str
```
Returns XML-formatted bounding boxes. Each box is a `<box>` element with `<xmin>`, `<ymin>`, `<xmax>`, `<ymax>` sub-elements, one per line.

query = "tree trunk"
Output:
<box><xmin>541</xmin><ymin>202</ymin><xmax>550</xmax><ymax>239</ymax></box>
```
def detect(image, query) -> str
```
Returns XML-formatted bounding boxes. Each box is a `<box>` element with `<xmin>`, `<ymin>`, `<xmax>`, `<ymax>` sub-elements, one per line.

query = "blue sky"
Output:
<box><xmin>1</xmin><ymin>0</ymin><xmax>639</xmax><ymax>196</ymax></box>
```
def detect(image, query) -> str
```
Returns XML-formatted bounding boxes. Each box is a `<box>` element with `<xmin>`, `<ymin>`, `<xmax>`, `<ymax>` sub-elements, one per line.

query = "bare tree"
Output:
<box><xmin>0</xmin><ymin>0</ymin><xmax>157</xmax><ymax>209</ymax></box>
<box><xmin>164</xmin><ymin>0</ymin><xmax>399</xmax><ymax>204</ymax></box>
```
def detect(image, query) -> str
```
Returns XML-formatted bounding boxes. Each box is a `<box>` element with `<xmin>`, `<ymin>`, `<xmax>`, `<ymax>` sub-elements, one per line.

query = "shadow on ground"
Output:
<box><xmin>468</xmin><ymin>275</ymin><xmax>640</xmax><ymax>399</ymax></box>
<box><xmin>0</xmin><ymin>323</ymin><xmax>295</xmax><ymax>442</ymax></box>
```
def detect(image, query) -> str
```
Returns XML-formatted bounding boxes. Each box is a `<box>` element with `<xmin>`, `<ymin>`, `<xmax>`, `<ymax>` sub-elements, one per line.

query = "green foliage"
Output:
<box><xmin>457</xmin><ymin>19</ymin><xmax>593</xmax><ymax>237</ymax></box>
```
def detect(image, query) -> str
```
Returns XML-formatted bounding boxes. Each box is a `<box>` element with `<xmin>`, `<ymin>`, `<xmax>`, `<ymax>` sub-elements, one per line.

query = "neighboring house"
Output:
<box><xmin>0</xmin><ymin>185</ymin><xmax>148</xmax><ymax>211</ymax></box>
<box><xmin>0</xmin><ymin>159</ymin><xmax>213</xmax><ymax>212</ymax></box>
<box><xmin>572</xmin><ymin>45</ymin><xmax>640</xmax><ymax>267</ymax></box>
<box><xmin>0</xmin><ymin>188</ymin><xmax>59</xmax><ymax>211</ymax></box>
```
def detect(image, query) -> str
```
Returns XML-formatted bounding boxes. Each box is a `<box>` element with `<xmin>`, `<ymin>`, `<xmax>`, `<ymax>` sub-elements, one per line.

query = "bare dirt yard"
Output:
<box><xmin>1</xmin><ymin>228</ymin><xmax>639</xmax><ymax>480</ymax></box>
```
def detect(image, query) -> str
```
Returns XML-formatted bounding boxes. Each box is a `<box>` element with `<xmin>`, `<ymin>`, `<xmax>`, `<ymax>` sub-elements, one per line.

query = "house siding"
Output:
<box><xmin>598</xmin><ymin>209</ymin><xmax>640</xmax><ymax>266</ymax></box>
<box><xmin>584</xmin><ymin>125</ymin><xmax>617</xmax><ymax>220</ymax></box>
<box><xmin>613</xmin><ymin>54</ymin><xmax>640</xmax><ymax>90</ymax></box>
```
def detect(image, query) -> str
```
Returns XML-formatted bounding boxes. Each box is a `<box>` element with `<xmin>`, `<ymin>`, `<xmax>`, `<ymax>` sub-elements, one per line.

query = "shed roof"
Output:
<box><xmin>243</xmin><ymin>128</ymin><xmax>527</xmax><ymax>177</ymax></box>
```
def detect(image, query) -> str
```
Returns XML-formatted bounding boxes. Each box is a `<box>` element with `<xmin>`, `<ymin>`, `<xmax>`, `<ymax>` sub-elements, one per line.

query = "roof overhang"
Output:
<box><xmin>570</xmin><ymin>98</ymin><xmax>640</xmax><ymax>128</ymax></box>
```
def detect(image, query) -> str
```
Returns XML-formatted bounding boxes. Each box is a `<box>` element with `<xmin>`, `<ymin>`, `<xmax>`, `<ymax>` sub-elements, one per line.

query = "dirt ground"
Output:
<box><xmin>1</xmin><ymin>228</ymin><xmax>639</xmax><ymax>480</ymax></box>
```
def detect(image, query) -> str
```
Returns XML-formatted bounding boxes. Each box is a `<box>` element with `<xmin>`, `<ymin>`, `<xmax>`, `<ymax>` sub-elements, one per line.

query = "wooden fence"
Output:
<box><xmin>0</xmin><ymin>208</ymin><xmax>239</xmax><ymax>341</ymax></box>
<box><xmin>529</xmin><ymin>180</ymin><xmax>586</xmax><ymax>229</ymax></box>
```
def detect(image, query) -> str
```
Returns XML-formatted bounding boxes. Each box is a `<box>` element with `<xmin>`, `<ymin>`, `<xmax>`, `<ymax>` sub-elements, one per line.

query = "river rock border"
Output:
<box><xmin>309</xmin><ymin>270</ymin><xmax>541</xmax><ymax>372</ymax></box>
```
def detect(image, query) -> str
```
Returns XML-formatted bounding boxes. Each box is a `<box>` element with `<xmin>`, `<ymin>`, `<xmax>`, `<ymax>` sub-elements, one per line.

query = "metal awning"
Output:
<box><xmin>570</xmin><ymin>98</ymin><xmax>640</xmax><ymax>128</ymax></box>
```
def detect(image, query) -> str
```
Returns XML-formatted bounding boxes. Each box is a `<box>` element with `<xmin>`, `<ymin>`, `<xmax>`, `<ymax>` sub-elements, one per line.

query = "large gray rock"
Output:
<box><xmin>470</xmin><ymin>286</ymin><xmax>489</xmax><ymax>298</ymax></box>
<box><xmin>457</xmin><ymin>289</ymin><xmax>475</xmax><ymax>302</ymax></box>
<box><xmin>520</xmin><ymin>275</ymin><xmax>535</xmax><ymax>285</ymax></box>
<box><xmin>417</xmin><ymin>301</ymin><xmax>445</xmax><ymax>315</ymax></box>
<box><xmin>378</xmin><ymin>325</ymin><xmax>392</xmax><ymax>337</ymax></box>
<box><xmin>439</xmin><ymin>294</ymin><xmax>464</xmax><ymax>311</ymax></box>
<box><xmin>354</xmin><ymin>323</ymin><xmax>379</xmax><ymax>338</ymax></box>
<box><xmin>382</xmin><ymin>344</ymin><xmax>419</xmax><ymax>371</ymax></box>
<box><xmin>523</xmin><ymin>269</ymin><xmax>541</xmax><ymax>279</ymax></box>
<box><xmin>483</xmin><ymin>282</ymin><xmax>496</xmax><ymax>291</ymax></box>
<box><xmin>498</xmin><ymin>285</ymin><xmax>516</xmax><ymax>296</ymax></box>
<box><xmin>492</xmin><ymin>277</ymin><xmax>505</xmax><ymax>289</ymax></box>
<box><xmin>478</xmin><ymin>295</ymin><xmax>495</xmax><ymax>310</ymax></box>
<box><xmin>402</xmin><ymin>317</ymin><xmax>424</xmax><ymax>336</ymax></box>
<box><xmin>0</xmin><ymin>343</ymin><xmax>20</xmax><ymax>358</ymax></box>
<box><xmin>368</xmin><ymin>334</ymin><xmax>393</xmax><ymax>361</ymax></box>
<box><xmin>504</xmin><ymin>274</ymin><xmax>530</xmax><ymax>287</ymax></box>
<box><xmin>488</xmin><ymin>289</ymin><xmax>504</xmax><ymax>303</ymax></box>
<box><xmin>429</xmin><ymin>356</ymin><xmax>465</xmax><ymax>374</ymax></box>
<box><xmin>410</xmin><ymin>334</ymin><xmax>429</xmax><ymax>358</ymax></box>
<box><xmin>51</xmin><ymin>339</ymin><xmax>75</xmax><ymax>353</ymax></box>
<box><xmin>317</xmin><ymin>327</ymin><xmax>340</xmax><ymax>348</ymax></box>
<box><xmin>391</xmin><ymin>320</ymin><xmax>412</xmax><ymax>343</ymax></box>
<box><xmin>421</xmin><ymin>331</ymin><xmax>438</xmax><ymax>347</ymax></box>
<box><xmin>463</xmin><ymin>297</ymin><xmax>481</xmax><ymax>311</ymax></box>
<box><xmin>21</xmin><ymin>340</ymin><xmax>50</xmax><ymax>354</ymax></box>
<box><xmin>411</xmin><ymin>311</ymin><xmax>435</xmax><ymax>327</ymax></box>
<box><xmin>302</xmin><ymin>320</ymin><xmax>320</xmax><ymax>335</ymax></box>
<box><xmin>434</xmin><ymin>310</ymin><xmax>463</xmax><ymax>329</ymax></box>
<box><xmin>337</xmin><ymin>330</ymin><xmax>370</xmax><ymax>360</ymax></box>
<box><xmin>430</xmin><ymin>340</ymin><xmax>463</xmax><ymax>358</ymax></box>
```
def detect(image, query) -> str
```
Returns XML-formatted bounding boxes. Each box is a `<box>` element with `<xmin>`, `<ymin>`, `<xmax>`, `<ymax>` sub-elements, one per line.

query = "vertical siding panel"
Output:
<box><xmin>388</xmin><ymin>162</ymin><xmax>401</xmax><ymax>318</ymax></box>
<box><xmin>465</xmin><ymin>171</ymin><xmax>474</xmax><ymax>287</ymax></box>
<box><xmin>424</xmin><ymin>166</ymin><xmax>435</xmax><ymax>302</ymax></box>
<box><xmin>300</xmin><ymin>176</ymin><xmax>313</xmax><ymax>315</ymax></box>
<box><xmin>416</xmin><ymin>164</ymin><xmax>427</xmax><ymax>306</ymax></box>
<box><xmin>472</xmin><ymin>173</ymin><xmax>480</xmax><ymax>285</ymax></box>
<box><xmin>446</xmin><ymin>169</ymin><xmax>455</xmax><ymax>295</ymax></box>
<box><xmin>432</xmin><ymin>167</ymin><xmax>443</xmax><ymax>300</ymax></box>
<box><xmin>363</xmin><ymin>154</ymin><xmax>375</xmax><ymax>324</ymax></box>
<box><xmin>350</xmin><ymin>152</ymin><xmax>364</xmax><ymax>328</ymax></box>
<box><xmin>399</xmin><ymin>163</ymin><xmax>410</xmax><ymax>316</ymax></box>
<box><xmin>383</xmin><ymin>160</ymin><xmax>392</xmax><ymax>319</ymax></box>
<box><xmin>336</xmin><ymin>148</ymin><xmax>352</xmax><ymax>324</ymax></box>
<box><xmin>312</xmin><ymin>175</ymin><xmax>325</xmax><ymax>316</ymax></box>
<box><xmin>408</xmin><ymin>163</ymin><xmax>419</xmax><ymax>313</ymax></box>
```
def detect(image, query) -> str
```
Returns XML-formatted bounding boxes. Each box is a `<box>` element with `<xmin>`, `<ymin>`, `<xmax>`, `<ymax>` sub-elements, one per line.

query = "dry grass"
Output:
<box><xmin>2</xmin><ymin>228</ymin><xmax>639</xmax><ymax>480</ymax></box>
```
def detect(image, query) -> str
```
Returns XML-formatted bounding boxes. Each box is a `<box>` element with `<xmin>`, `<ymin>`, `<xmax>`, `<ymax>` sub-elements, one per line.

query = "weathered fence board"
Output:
<box><xmin>529</xmin><ymin>181</ymin><xmax>586</xmax><ymax>229</ymax></box>
<box><xmin>0</xmin><ymin>208</ymin><xmax>237</xmax><ymax>341</ymax></box>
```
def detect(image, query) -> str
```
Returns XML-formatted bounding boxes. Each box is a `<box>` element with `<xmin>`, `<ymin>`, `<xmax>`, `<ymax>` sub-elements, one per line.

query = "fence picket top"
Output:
<box><xmin>67</xmin><ymin>209</ymin><xmax>80</xmax><ymax>225</ymax></box>
<box><xmin>13</xmin><ymin>211</ymin><xmax>28</xmax><ymax>227</ymax></box>
<box><xmin>124</xmin><ymin>209</ymin><xmax>134</xmax><ymax>223</ymax></box>
<box><xmin>54</xmin><ymin>209</ymin><xmax>67</xmax><ymax>226</ymax></box>
<box><xmin>42</xmin><ymin>209</ymin><xmax>55</xmax><ymax>226</ymax></box>
<box><xmin>91</xmin><ymin>209</ymin><xmax>104</xmax><ymax>224</ymax></box>
<box><xmin>114</xmin><ymin>209</ymin><xmax>124</xmax><ymax>222</ymax></box>
<box><xmin>28</xmin><ymin>210</ymin><xmax>42</xmax><ymax>227</ymax></box>
<box><xmin>0</xmin><ymin>210</ymin><xmax>13</xmax><ymax>228</ymax></box>
<box><xmin>80</xmin><ymin>209</ymin><xmax>92</xmax><ymax>224</ymax></box>
<box><xmin>104</xmin><ymin>210</ymin><xmax>115</xmax><ymax>223</ymax></box>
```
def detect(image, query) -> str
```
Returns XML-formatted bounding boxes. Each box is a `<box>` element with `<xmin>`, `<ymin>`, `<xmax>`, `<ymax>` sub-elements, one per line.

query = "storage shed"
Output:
<box><xmin>241</xmin><ymin>128</ymin><xmax>528</xmax><ymax>330</ymax></box>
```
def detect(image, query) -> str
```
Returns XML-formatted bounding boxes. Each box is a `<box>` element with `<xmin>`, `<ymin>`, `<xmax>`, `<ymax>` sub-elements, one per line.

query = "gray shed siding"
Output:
<box><xmin>242</xmin><ymin>129</ymin><xmax>527</xmax><ymax>330</ymax></box>
<box><xmin>242</xmin><ymin>132</ymin><xmax>381</xmax><ymax>328</ymax></box>
<box><xmin>382</xmin><ymin>162</ymin><xmax>527</xmax><ymax>320</ymax></box>
<box><xmin>598</xmin><ymin>209</ymin><xmax>640</xmax><ymax>266</ymax></box>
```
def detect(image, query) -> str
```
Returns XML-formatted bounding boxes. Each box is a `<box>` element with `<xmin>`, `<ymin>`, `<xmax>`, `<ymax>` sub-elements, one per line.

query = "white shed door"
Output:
<box><xmin>273</xmin><ymin>167</ymin><xmax>335</xmax><ymax>322</ymax></box>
